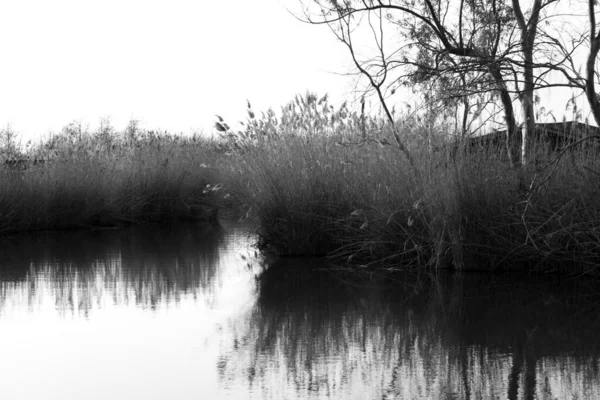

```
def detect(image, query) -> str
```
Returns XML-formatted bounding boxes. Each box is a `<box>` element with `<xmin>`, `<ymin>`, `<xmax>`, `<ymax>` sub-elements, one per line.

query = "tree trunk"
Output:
<box><xmin>519</xmin><ymin>34</ymin><xmax>538</xmax><ymax>168</ymax></box>
<box><xmin>513</xmin><ymin>0</ymin><xmax>542</xmax><ymax>167</ymax></box>
<box><xmin>586</xmin><ymin>1</ymin><xmax>600</xmax><ymax>126</ymax></box>
<box><xmin>586</xmin><ymin>46</ymin><xmax>600</xmax><ymax>125</ymax></box>
<box><xmin>461</xmin><ymin>96</ymin><xmax>469</xmax><ymax>138</ymax></box>
<box><xmin>489</xmin><ymin>64</ymin><xmax>520</xmax><ymax>167</ymax></box>
<box><xmin>520</xmin><ymin>94</ymin><xmax>536</xmax><ymax>167</ymax></box>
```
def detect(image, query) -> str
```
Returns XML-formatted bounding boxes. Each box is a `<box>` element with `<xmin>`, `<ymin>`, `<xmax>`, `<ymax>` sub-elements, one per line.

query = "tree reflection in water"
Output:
<box><xmin>218</xmin><ymin>260</ymin><xmax>600</xmax><ymax>400</ymax></box>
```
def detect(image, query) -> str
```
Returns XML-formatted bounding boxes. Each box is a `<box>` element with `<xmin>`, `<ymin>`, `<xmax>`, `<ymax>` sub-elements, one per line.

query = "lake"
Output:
<box><xmin>0</xmin><ymin>220</ymin><xmax>599</xmax><ymax>399</ymax></box>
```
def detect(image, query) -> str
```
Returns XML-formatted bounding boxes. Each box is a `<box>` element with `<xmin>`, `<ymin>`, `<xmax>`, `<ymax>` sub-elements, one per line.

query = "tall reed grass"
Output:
<box><xmin>0</xmin><ymin>122</ymin><xmax>223</xmax><ymax>233</ymax></box>
<box><xmin>3</xmin><ymin>93</ymin><xmax>599</xmax><ymax>273</ymax></box>
<box><xmin>225</xmin><ymin>93</ymin><xmax>600</xmax><ymax>273</ymax></box>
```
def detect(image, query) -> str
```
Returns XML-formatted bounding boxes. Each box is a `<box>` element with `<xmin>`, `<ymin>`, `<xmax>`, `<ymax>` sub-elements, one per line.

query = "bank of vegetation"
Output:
<box><xmin>1</xmin><ymin>94</ymin><xmax>599</xmax><ymax>273</ymax></box>
<box><xmin>219</xmin><ymin>0</ymin><xmax>600</xmax><ymax>274</ymax></box>
<box><xmin>0</xmin><ymin>122</ymin><xmax>225</xmax><ymax>233</ymax></box>
<box><xmin>221</xmin><ymin>95</ymin><xmax>600</xmax><ymax>273</ymax></box>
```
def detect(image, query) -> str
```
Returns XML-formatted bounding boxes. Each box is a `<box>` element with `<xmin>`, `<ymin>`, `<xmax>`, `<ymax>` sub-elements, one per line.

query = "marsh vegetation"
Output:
<box><xmin>222</xmin><ymin>95</ymin><xmax>600</xmax><ymax>273</ymax></box>
<box><xmin>0</xmin><ymin>121</ymin><xmax>225</xmax><ymax>233</ymax></box>
<box><xmin>2</xmin><ymin>93</ymin><xmax>599</xmax><ymax>274</ymax></box>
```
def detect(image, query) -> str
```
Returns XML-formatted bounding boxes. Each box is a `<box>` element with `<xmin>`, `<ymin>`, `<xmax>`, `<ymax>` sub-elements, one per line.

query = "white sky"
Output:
<box><xmin>0</xmin><ymin>0</ymin><xmax>354</xmax><ymax>141</ymax></box>
<box><xmin>0</xmin><ymin>0</ymin><xmax>593</xmax><ymax>144</ymax></box>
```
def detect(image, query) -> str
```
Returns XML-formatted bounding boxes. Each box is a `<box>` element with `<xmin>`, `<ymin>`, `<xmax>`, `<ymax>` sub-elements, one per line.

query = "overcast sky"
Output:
<box><xmin>0</xmin><ymin>0</ymin><xmax>355</xmax><ymax>141</ymax></box>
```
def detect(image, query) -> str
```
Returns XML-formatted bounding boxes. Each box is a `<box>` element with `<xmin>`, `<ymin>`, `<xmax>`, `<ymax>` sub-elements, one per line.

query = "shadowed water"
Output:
<box><xmin>0</xmin><ymin>221</ymin><xmax>599</xmax><ymax>399</ymax></box>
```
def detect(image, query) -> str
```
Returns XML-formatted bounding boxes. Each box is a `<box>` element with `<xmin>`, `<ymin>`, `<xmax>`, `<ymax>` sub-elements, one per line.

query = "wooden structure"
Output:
<box><xmin>468</xmin><ymin>121</ymin><xmax>600</xmax><ymax>151</ymax></box>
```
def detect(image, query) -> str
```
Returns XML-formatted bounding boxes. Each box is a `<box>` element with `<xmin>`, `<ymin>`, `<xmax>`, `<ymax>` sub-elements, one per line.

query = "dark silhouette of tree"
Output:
<box><xmin>584</xmin><ymin>0</ymin><xmax>600</xmax><ymax>126</ymax></box>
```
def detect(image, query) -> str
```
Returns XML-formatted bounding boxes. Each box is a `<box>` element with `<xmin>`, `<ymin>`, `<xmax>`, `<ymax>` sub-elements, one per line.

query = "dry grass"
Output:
<box><xmin>224</xmin><ymin>93</ymin><xmax>600</xmax><ymax>274</ymax></box>
<box><xmin>3</xmin><ymin>94</ymin><xmax>600</xmax><ymax>274</ymax></box>
<box><xmin>0</xmin><ymin>123</ymin><xmax>224</xmax><ymax>233</ymax></box>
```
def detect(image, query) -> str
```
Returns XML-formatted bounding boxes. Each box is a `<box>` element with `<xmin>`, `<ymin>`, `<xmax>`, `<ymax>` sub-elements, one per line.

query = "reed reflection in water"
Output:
<box><xmin>1</xmin><ymin>223</ymin><xmax>600</xmax><ymax>399</ymax></box>
<box><xmin>0</xmin><ymin>221</ymin><xmax>263</xmax><ymax>400</ymax></box>
<box><xmin>218</xmin><ymin>260</ymin><xmax>600</xmax><ymax>400</ymax></box>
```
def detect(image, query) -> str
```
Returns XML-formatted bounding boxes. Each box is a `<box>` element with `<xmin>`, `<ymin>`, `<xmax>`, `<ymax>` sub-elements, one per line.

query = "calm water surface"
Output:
<box><xmin>1</xmin><ymin>221</ymin><xmax>599</xmax><ymax>400</ymax></box>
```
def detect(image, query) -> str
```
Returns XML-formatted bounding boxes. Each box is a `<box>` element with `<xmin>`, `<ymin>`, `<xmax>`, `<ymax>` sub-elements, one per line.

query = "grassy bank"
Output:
<box><xmin>0</xmin><ymin>123</ymin><xmax>224</xmax><ymax>233</ymax></box>
<box><xmin>224</xmin><ymin>95</ymin><xmax>600</xmax><ymax>273</ymax></box>
<box><xmin>231</xmin><ymin>137</ymin><xmax>600</xmax><ymax>272</ymax></box>
<box><xmin>3</xmin><ymin>95</ymin><xmax>600</xmax><ymax>274</ymax></box>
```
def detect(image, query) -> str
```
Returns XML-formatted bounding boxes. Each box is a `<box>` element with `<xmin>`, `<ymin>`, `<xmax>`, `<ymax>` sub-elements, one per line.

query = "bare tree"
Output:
<box><xmin>299</xmin><ymin>0</ymin><xmax>565</xmax><ymax>166</ymax></box>
<box><xmin>530</xmin><ymin>1</ymin><xmax>600</xmax><ymax>129</ymax></box>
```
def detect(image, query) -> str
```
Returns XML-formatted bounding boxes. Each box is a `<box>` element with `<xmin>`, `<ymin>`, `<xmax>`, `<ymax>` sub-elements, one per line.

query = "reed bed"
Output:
<box><xmin>0</xmin><ymin>123</ymin><xmax>223</xmax><ymax>233</ymax></box>
<box><xmin>225</xmin><ymin>94</ymin><xmax>600</xmax><ymax>273</ymax></box>
<box><xmin>3</xmin><ymin>93</ymin><xmax>600</xmax><ymax>273</ymax></box>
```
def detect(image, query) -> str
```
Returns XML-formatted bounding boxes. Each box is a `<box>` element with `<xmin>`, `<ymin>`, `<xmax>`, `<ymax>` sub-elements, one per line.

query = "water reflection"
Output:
<box><xmin>0</xmin><ymin>222</ymin><xmax>258</xmax><ymax>316</ymax></box>
<box><xmin>220</xmin><ymin>261</ymin><xmax>600</xmax><ymax>399</ymax></box>
<box><xmin>0</xmin><ymin>221</ymin><xmax>263</xmax><ymax>400</ymax></box>
<box><xmin>0</xmin><ymin>224</ymin><xmax>600</xmax><ymax>399</ymax></box>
